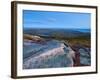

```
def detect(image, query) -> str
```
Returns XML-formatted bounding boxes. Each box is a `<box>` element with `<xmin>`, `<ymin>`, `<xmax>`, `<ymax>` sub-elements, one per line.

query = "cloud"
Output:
<box><xmin>24</xmin><ymin>20</ymin><xmax>45</xmax><ymax>25</ymax></box>
<box><xmin>46</xmin><ymin>18</ymin><xmax>57</xmax><ymax>23</ymax></box>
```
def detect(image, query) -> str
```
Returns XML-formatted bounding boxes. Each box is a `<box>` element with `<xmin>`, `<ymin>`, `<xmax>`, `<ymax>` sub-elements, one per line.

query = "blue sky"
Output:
<box><xmin>23</xmin><ymin>10</ymin><xmax>91</xmax><ymax>29</ymax></box>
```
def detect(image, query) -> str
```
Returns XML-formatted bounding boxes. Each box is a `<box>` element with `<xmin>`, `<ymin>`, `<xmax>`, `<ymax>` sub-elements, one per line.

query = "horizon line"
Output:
<box><xmin>23</xmin><ymin>27</ymin><xmax>90</xmax><ymax>29</ymax></box>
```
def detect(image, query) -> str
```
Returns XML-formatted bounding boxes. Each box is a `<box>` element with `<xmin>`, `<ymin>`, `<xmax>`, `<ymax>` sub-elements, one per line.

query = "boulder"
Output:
<box><xmin>23</xmin><ymin>34</ymin><xmax>44</xmax><ymax>42</ymax></box>
<box><xmin>79</xmin><ymin>48</ymin><xmax>91</xmax><ymax>65</ymax></box>
<box><xmin>23</xmin><ymin>39</ymin><xmax>75</xmax><ymax>69</ymax></box>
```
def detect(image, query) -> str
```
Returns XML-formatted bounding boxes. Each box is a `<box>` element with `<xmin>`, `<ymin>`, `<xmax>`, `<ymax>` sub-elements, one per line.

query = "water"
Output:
<box><xmin>75</xmin><ymin>29</ymin><xmax>90</xmax><ymax>33</ymax></box>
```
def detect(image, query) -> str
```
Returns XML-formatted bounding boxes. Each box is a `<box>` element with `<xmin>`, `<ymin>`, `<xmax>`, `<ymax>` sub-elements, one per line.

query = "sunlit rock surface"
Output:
<box><xmin>23</xmin><ymin>39</ymin><xmax>75</xmax><ymax>69</ymax></box>
<box><xmin>79</xmin><ymin>48</ymin><xmax>91</xmax><ymax>65</ymax></box>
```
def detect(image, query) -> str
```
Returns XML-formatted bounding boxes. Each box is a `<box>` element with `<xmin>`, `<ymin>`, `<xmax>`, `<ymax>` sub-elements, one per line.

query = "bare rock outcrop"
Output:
<box><xmin>23</xmin><ymin>37</ymin><xmax>75</xmax><ymax>69</ymax></box>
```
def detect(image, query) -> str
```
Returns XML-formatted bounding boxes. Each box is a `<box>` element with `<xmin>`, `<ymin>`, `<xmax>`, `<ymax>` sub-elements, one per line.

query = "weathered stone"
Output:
<box><xmin>79</xmin><ymin>48</ymin><xmax>91</xmax><ymax>65</ymax></box>
<box><xmin>23</xmin><ymin>39</ymin><xmax>75</xmax><ymax>69</ymax></box>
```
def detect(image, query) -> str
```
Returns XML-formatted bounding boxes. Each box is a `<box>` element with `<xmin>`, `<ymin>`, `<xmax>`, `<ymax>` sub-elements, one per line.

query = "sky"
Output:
<box><xmin>23</xmin><ymin>10</ymin><xmax>91</xmax><ymax>29</ymax></box>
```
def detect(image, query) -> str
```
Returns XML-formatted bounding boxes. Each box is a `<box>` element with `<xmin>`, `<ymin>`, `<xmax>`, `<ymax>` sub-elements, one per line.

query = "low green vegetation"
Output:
<box><xmin>23</xmin><ymin>33</ymin><xmax>90</xmax><ymax>48</ymax></box>
<box><xmin>66</xmin><ymin>38</ymin><xmax>90</xmax><ymax>47</ymax></box>
<box><xmin>53</xmin><ymin>36</ymin><xmax>90</xmax><ymax>48</ymax></box>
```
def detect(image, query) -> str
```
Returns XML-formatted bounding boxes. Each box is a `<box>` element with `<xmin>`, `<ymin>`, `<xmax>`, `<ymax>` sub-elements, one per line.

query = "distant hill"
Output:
<box><xmin>23</xmin><ymin>28</ymin><xmax>90</xmax><ymax>39</ymax></box>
